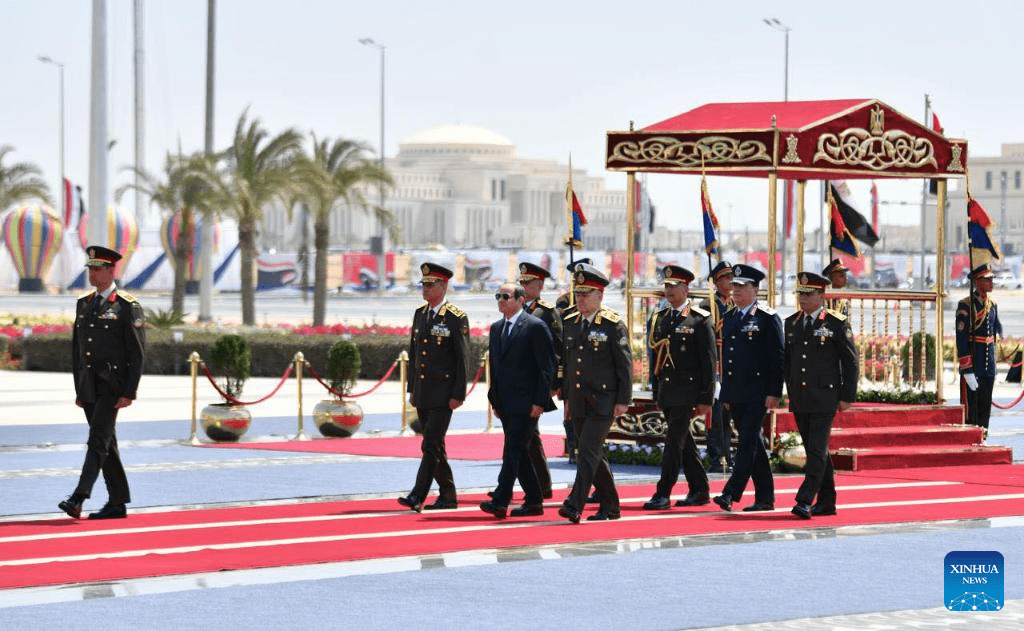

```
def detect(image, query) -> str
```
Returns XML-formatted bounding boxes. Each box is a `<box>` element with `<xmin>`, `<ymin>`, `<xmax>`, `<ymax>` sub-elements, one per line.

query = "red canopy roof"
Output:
<box><xmin>606</xmin><ymin>98</ymin><xmax>967</xmax><ymax>181</ymax></box>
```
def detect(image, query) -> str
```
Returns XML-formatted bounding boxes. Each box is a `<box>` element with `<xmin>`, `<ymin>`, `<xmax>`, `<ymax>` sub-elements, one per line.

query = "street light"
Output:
<box><xmin>359</xmin><ymin>37</ymin><xmax>386</xmax><ymax>289</ymax></box>
<box><xmin>763</xmin><ymin>18</ymin><xmax>790</xmax><ymax>100</ymax></box>
<box><xmin>38</xmin><ymin>55</ymin><xmax>65</xmax><ymax>224</ymax></box>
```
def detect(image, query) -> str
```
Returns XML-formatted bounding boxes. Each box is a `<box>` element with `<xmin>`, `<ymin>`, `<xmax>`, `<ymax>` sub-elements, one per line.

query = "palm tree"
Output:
<box><xmin>0</xmin><ymin>145</ymin><xmax>51</xmax><ymax>212</ymax></box>
<box><xmin>116</xmin><ymin>152</ymin><xmax>216</xmax><ymax>313</ymax></box>
<box><xmin>294</xmin><ymin>134</ymin><xmax>393</xmax><ymax>325</ymax></box>
<box><xmin>208</xmin><ymin>110</ymin><xmax>302</xmax><ymax>325</ymax></box>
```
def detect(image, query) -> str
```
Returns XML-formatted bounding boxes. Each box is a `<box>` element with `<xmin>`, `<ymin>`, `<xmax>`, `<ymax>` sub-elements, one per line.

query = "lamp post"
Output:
<box><xmin>359</xmin><ymin>37</ymin><xmax>386</xmax><ymax>290</ymax></box>
<box><xmin>764</xmin><ymin>17</ymin><xmax>790</xmax><ymax>302</ymax></box>
<box><xmin>38</xmin><ymin>55</ymin><xmax>65</xmax><ymax>224</ymax></box>
<box><xmin>762</xmin><ymin>18</ymin><xmax>790</xmax><ymax>100</ymax></box>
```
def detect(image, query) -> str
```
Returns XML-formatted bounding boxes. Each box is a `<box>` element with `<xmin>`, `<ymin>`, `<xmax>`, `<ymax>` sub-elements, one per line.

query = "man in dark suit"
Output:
<box><xmin>713</xmin><ymin>264</ymin><xmax>784</xmax><ymax>513</ymax></box>
<box><xmin>785</xmin><ymin>272</ymin><xmax>858</xmax><ymax>519</ymax></box>
<box><xmin>480</xmin><ymin>283</ymin><xmax>556</xmax><ymax>518</ymax></box>
<box><xmin>699</xmin><ymin>260</ymin><xmax>735</xmax><ymax>474</ymax></box>
<box><xmin>643</xmin><ymin>265</ymin><xmax>715</xmax><ymax>511</ymax></box>
<box><xmin>58</xmin><ymin>245</ymin><xmax>146</xmax><ymax>520</ymax></box>
<box><xmin>956</xmin><ymin>263</ymin><xmax>1003</xmax><ymax>432</ymax></box>
<box><xmin>518</xmin><ymin>261</ymin><xmax>561</xmax><ymax>498</ymax></box>
<box><xmin>558</xmin><ymin>263</ymin><xmax>632</xmax><ymax>523</ymax></box>
<box><xmin>398</xmin><ymin>262</ymin><xmax>470</xmax><ymax>513</ymax></box>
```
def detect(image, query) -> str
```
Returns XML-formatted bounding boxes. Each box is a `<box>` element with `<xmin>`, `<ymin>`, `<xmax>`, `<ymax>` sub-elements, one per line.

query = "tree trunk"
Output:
<box><xmin>239</xmin><ymin>215</ymin><xmax>256</xmax><ymax>326</ymax></box>
<box><xmin>313</xmin><ymin>216</ymin><xmax>329</xmax><ymax>326</ymax></box>
<box><xmin>172</xmin><ymin>208</ymin><xmax>192</xmax><ymax>314</ymax></box>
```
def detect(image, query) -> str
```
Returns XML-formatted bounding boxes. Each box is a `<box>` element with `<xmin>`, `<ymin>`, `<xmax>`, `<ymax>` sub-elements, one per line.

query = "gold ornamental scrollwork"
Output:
<box><xmin>611</xmin><ymin>409</ymin><xmax>667</xmax><ymax>440</ymax></box>
<box><xmin>782</xmin><ymin>134</ymin><xmax>800</xmax><ymax>164</ymax></box>
<box><xmin>610</xmin><ymin>135</ymin><xmax>771</xmax><ymax>168</ymax></box>
<box><xmin>814</xmin><ymin>105</ymin><xmax>937</xmax><ymax>171</ymax></box>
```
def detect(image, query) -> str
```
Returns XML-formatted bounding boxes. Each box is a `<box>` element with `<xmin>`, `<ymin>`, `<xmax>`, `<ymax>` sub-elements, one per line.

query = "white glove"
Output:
<box><xmin>964</xmin><ymin>373</ymin><xmax>979</xmax><ymax>391</ymax></box>
<box><xmin>714</xmin><ymin>381</ymin><xmax>722</xmax><ymax>401</ymax></box>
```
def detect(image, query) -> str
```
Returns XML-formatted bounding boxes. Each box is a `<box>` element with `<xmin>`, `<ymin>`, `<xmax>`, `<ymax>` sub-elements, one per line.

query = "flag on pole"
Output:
<box><xmin>929</xmin><ymin>113</ymin><xmax>944</xmax><ymax>195</ymax></box>
<box><xmin>829</xmin><ymin>185</ymin><xmax>860</xmax><ymax>258</ymax></box>
<box><xmin>829</xmin><ymin>181</ymin><xmax>879</xmax><ymax>247</ymax></box>
<box><xmin>967</xmin><ymin>196</ymin><xmax>1001</xmax><ymax>261</ymax></box>
<box><xmin>870</xmin><ymin>181</ymin><xmax>879</xmax><ymax>235</ymax></box>
<box><xmin>565</xmin><ymin>156</ymin><xmax>587</xmax><ymax>247</ymax></box>
<box><xmin>701</xmin><ymin>175</ymin><xmax>720</xmax><ymax>256</ymax></box>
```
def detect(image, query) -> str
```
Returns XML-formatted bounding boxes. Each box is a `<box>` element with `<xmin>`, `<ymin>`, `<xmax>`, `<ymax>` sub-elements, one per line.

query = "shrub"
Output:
<box><xmin>208</xmin><ymin>335</ymin><xmax>251</xmax><ymax>399</ymax></box>
<box><xmin>326</xmin><ymin>340</ymin><xmax>361</xmax><ymax>396</ymax></box>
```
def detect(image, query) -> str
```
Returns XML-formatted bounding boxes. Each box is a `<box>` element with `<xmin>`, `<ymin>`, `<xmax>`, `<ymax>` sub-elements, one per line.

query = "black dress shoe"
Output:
<box><xmin>542</xmin><ymin>488</ymin><xmax>553</xmax><ymax>500</ymax></box>
<box><xmin>424</xmin><ymin>498</ymin><xmax>458</xmax><ymax>510</ymax></box>
<box><xmin>397</xmin><ymin>495</ymin><xmax>423</xmax><ymax>513</ymax></box>
<box><xmin>791</xmin><ymin>503</ymin><xmax>812</xmax><ymax>520</ymax></box>
<box><xmin>479</xmin><ymin>501</ymin><xmax>508</xmax><ymax>518</ymax></box>
<box><xmin>675</xmin><ymin>492</ymin><xmax>711</xmax><ymax>507</ymax></box>
<box><xmin>510</xmin><ymin>503</ymin><xmax>544</xmax><ymax>517</ymax></box>
<box><xmin>811</xmin><ymin>504</ymin><xmax>837</xmax><ymax>516</ymax></box>
<box><xmin>88</xmin><ymin>503</ymin><xmax>127</xmax><ymax>520</ymax></box>
<box><xmin>742</xmin><ymin>502</ymin><xmax>775</xmax><ymax>512</ymax></box>
<box><xmin>558</xmin><ymin>505</ymin><xmax>581</xmax><ymax>524</ymax></box>
<box><xmin>643</xmin><ymin>496</ymin><xmax>671</xmax><ymax>510</ymax></box>
<box><xmin>58</xmin><ymin>496</ymin><xmax>84</xmax><ymax>519</ymax></box>
<box><xmin>586</xmin><ymin>507</ymin><xmax>621</xmax><ymax>521</ymax></box>
<box><xmin>713</xmin><ymin>494</ymin><xmax>733</xmax><ymax>512</ymax></box>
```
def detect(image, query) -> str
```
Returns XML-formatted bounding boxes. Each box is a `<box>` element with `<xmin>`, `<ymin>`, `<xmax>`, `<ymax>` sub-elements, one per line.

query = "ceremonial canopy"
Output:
<box><xmin>606</xmin><ymin>98</ymin><xmax>967</xmax><ymax>181</ymax></box>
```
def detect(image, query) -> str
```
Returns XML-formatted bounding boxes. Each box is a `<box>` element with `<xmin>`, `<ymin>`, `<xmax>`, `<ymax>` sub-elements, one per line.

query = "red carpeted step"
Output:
<box><xmin>772</xmin><ymin>404</ymin><xmax>963</xmax><ymax>434</ymax></box>
<box><xmin>832</xmin><ymin>444</ymin><xmax>1013</xmax><ymax>471</ymax></box>
<box><xmin>829</xmin><ymin>424</ymin><xmax>985</xmax><ymax>449</ymax></box>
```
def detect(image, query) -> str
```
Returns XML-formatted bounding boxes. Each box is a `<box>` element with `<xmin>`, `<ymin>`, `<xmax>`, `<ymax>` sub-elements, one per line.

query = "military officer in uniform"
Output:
<box><xmin>558</xmin><ymin>263</ymin><xmax>632</xmax><ymax>523</ymax></box>
<box><xmin>398</xmin><ymin>262</ymin><xmax>471</xmax><ymax>512</ymax></box>
<box><xmin>555</xmin><ymin>257</ymin><xmax>591</xmax><ymax>461</ymax></box>
<box><xmin>643</xmin><ymin>265</ymin><xmax>715</xmax><ymax>510</ymax></box>
<box><xmin>956</xmin><ymin>263</ymin><xmax>1002</xmax><ymax>432</ymax></box>
<box><xmin>822</xmin><ymin>258</ymin><xmax>850</xmax><ymax>318</ymax></box>
<box><xmin>699</xmin><ymin>260</ymin><xmax>735</xmax><ymax>474</ymax></box>
<box><xmin>58</xmin><ymin>246</ymin><xmax>146</xmax><ymax>520</ymax></box>
<box><xmin>713</xmin><ymin>264</ymin><xmax>783</xmax><ymax>513</ymax></box>
<box><xmin>785</xmin><ymin>272</ymin><xmax>858</xmax><ymax>519</ymax></box>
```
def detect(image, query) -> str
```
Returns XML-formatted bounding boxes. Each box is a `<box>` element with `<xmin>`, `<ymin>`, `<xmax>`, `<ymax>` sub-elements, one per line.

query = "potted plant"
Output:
<box><xmin>313</xmin><ymin>339</ymin><xmax>364</xmax><ymax>437</ymax></box>
<box><xmin>200</xmin><ymin>334</ymin><xmax>253</xmax><ymax>441</ymax></box>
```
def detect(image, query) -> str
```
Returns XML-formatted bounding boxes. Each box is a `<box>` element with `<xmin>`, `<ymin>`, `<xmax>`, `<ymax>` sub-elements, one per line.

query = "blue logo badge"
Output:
<box><xmin>944</xmin><ymin>551</ymin><xmax>1003</xmax><ymax>611</ymax></box>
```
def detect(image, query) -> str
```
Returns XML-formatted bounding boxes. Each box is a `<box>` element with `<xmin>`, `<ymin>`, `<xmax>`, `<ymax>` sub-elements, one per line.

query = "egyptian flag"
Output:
<box><xmin>829</xmin><ymin>181</ymin><xmax>879</xmax><ymax>248</ymax></box>
<box><xmin>829</xmin><ymin>185</ymin><xmax>860</xmax><ymax>258</ymax></box>
<box><xmin>967</xmin><ymin>196</ymin><xmax>1001</xmax><ymax>261</ymax></box>
<box><xmin>566</xmin><ymin>183</ymin><xmax>587</xmax><ymax>247</ymax></box>
<box><xmin>701</xmin><ymin>176</ymin><xmax>720</xmax><ymax>256</ymax></box>
<box><xmin>929</xmin><ymin>112</ymin><xmax>944</xmax><ymax>195</ymax></box>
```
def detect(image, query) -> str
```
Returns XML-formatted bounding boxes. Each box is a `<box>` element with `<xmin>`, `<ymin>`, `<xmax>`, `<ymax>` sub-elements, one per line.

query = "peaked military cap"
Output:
<box><xmin>567</xmin><ymin>257</ymin><xmax>592</xmax><ymax>273</ymax></box>
<box><xmin>709</xmin><ymin>260</ymin><xmax>734</xmax><ymax>281</ymax></box>
<box><xmin>518</xmin><ymin>261</ymin><xmax>552</xmax><ymax>282</ymax></box>
<box><xmin>85</xmin><ymin>245</ymin><xmax>122</xmax><ymax>268</ymax></box>
<box><xmin>731</xmin><ymin>263</ymin><xmax>765</xmax><ymax>286</ymax></box>
<box><xmin>971</xmin><ymin>263</ymin><xmax>995</xmax><ymax>279</ymax></box>
<box><xmin>420</xmin><ymin>262</ymin><xmax>454</xmax><ymax>282</ymax></box>
<box><xmin>573</xmin><ymin>262</ymin><xmax>609</xmax><ymax>291</ymax></box>
<box><xmin>796</xmin><ymin>271</ymin><xmax>830</xmax><ymax>293</ymax></box>
<box><xmin>822</xmin><ymin>258</ymin><xmax>849</xmax><ymax>276</ymax></box>
<box><xmin>662</xmin><ymin>265</ymin><xmax>695</xmax><ymax>286</ymax></box>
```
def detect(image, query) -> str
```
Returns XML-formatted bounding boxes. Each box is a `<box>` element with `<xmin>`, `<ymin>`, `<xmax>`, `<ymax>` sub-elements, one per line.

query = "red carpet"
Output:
<box><xmin>3</xmin><ymin>464</ymin><xmax>1024</xmax><ymax>590</ymax></box>
<box><xmin>202</xmin><ymin>432</ymin><xmax>565</xmax><ymax>460</ymax></box>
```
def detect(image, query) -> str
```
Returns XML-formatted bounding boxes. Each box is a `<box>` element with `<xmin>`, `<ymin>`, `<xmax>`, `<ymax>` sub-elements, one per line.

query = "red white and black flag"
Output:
<box><xmin>829</xmin><ymin>181</ymin><xmax>879</xmax><ymax>248</ymax></box>
<box><xmin>929</xmin><ymin>112</ymin><xmax>944</xmax><ymax>195</ymax></box>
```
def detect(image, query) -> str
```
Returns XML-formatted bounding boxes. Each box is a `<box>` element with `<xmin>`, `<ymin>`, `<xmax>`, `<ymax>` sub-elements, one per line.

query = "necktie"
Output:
<box><xmin>93</xmin><ymin>293</ymin><xmax>103</xmax><ymax>314</ymax></box>
<box><xmin>500</xmin><ymin>319</ymin><xmax>511</xmax><ymax>352</ymax></box>
<box><xmin>428</xmin><ymin>308</ymin><xmax>436</xmax><ymax>321</ymax></box>
<box><xmin>803</xmin><ymin>315</ymin><xmax>813</xmax><ymax>332</ymax></box>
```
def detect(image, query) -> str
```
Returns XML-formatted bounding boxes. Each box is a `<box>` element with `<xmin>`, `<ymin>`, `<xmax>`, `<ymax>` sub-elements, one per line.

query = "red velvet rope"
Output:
<box><xmin>304</xmin><ymin>360</ymin><xmax>398</xmax><ymax>399</ymax></box>
<box><xmin>201</xmin><ymin>362</ymin><xmax>294</xmax><ymax>406</ymax></box>
<box><xmin>465</xmin><ymin>362</ymin><xmax>486</xmax><ymax>397</ymax></box>
<box><xmin>992</xmin><ymin>387</ymin><xmax>1024</xmax><ymax>409</ymax></box>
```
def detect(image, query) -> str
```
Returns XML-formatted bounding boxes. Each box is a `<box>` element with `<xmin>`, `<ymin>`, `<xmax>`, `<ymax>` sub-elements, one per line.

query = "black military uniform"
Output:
<box><xmin>559</xmin><ymin>264</ymin><xmax>632</xmax><ymax>523</ymax></box>
<box><xmin>554</xmin><ymin>257</ymin><xmax>590</xmax><ymax>461</ymax></box>
<box><xmin>699</xmin><ymin>260</ymin><xmax>735</xmax><ymax>473</ymax></box>
<box><xmin>520</xmin><ymin>262</ymin><xmax>562</xmax><ymax>497</ymax></box>
<box><xmin>401</xmin><ymin>262</ymin><xmax>470</xmax><ymax>512</ymax></box>
<box><xmin>822</xmin><ymin>258</ymin><xmax>850</xmax><ymax>318</ymax></box>
<box><xmin>956</xmin><ymin>263</ymin><xmax>1002</xmax><ymax>431</ymax></box>
<box><xmin>644</xmin><ymin>265</ymin><xmax>715</xmax><ymax>510</ymax></box>
<box><xmin>59</xmin><ymin>245</ymin><xmax>145</xmax><ymax>520</ymax></box>
<box><xmin>785</xmin><ymin>272</ymin><xmax>858</xmax><ymax>519</ymax></box>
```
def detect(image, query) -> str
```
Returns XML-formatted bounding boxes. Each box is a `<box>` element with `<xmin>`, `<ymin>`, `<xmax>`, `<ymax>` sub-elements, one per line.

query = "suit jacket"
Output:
<box><xmin>955</xmin><ymin>294</ymin><xmax>1002</xmax><ymax>378</ymax></box>
<box><xmin>72</xmin><ymin>288</ymin><xmax>146</xmax><ymax>403</ymax></box>
<box><xmin>648</xmin><ymin>300</ymin><xmax>716</xmax><ymax>409</ymax></box>
<box><xmin>720</xmin><ymin>302</ymin><xmax>784</xmax><ymax>405</ymax></box>
<box><xmin>488</xmin><ymin>311</ymin><xmax>556</xmax><ymax>417</ymax></box>
<box><xmin>408</xmin><ymin>301</ymin><xmax>471</xmax><ymax>408</ymax></box>
<box><xmin>561</xmin><ymin>307</ymin><xmax>633</xmax><ymax>417</ymax></box>
<box><xmin>784</xmin><ymin>309</ymin><xmax>858</xmax><ymax>413</ymax></box>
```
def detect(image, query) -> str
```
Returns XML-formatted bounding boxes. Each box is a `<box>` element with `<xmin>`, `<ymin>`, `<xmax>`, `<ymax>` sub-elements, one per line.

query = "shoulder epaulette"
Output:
<box><xmin>563</xmin><ymin>310</ymin><xmax>580</xmax><ymax>323</ymax></box>
<box><xmin>117</xmin><ymin>290</ymin><xmax>139</xmax><ymax>304</ymax></box>
<box><xmin>441</xmin><ymin>303</ymin><xmax>465</xmax><ymax>318</ymax></box>
<box><xmin>691</xmin><ymin>305</ymin><xmax>711</xmax><ymax>318</ymax></box>
<box><xmin>759</xmin><ymin>305</ymin><xmax>777</xmax><ymax>315</ymax></box>
<box><xmin>597</xmin><ymin>308</ymin><xmax>622</xmax><ymax>324</ymax></box>
<box><xmin>536</xmin><ymin>298</ymin><xmax>554</xmax><ymax>310</ymax></box>
<box><xmin>78</xmin><ymin>290</ymin><xmax>96</xmax><ymax>300</ymax></box>
<box><xmin>825</xmin><ymin>308</ymin><xmax>847</xmax><ymax>321</ymax></box>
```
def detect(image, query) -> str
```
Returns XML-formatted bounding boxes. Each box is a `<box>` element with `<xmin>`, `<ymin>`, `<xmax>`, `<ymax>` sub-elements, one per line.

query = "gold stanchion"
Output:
<box><xmin>398</xmin><ymin>350</ymin><xmax>409</xmax><ymax>433</ymax></box>
<box><xmin>189</xmin><ymin>351</ymin><xmax>201</xmax><ymax>445</ymax></box>
<box><xmin>294</xmin><ymin>351</ymin><xmax>308</xmax><ymax>440</ymax></box>
<box><xmin>484</xmin><ymin>350</ymin><xmax>492</xmax><ymax>431</ymax></box>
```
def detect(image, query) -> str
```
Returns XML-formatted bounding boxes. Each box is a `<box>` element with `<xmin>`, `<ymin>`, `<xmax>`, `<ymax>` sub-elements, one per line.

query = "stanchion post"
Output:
<box><xmin>484</xmin><ymin>349</ymin><xmax>493</xmax><ymax>431</ymax></box>
<box><xmin>294</xmin><ymin>351</ymin><xmax>308</xmax><ymax>441</ymax></box>
<box><xmin>189</xmin><ymin>351</ymin><xmax>201</xmax><ymax>445</ymax></box>
<box><xmin>398</xmin><ymin>350</ymin><xmax>409</xmax><ymax>434</ymax></box>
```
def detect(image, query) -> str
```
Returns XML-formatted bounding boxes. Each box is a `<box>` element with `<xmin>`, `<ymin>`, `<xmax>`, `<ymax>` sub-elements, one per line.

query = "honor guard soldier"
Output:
<box><xmin>713</xmin><ymin>264</ymin><xmax>784</xmax><ymax>513</ymax></box>
<box><xmin>822</xmin><ymin>258</ymin><xmax>850</xmax><ymax>318</ymax></box>
<box><xmin>518</xmin><ymin>262</ymin><xmax>562</xmax><ymax>498</ymax></box>
<box><xmin>643</xmin><ymin>265</ymin><xmax>715</xmax><ymax>510</ymax></box>
<box><xmin>558</xmin><ymin>263</ymin><xmax>632</xmax><ymax>523</ymax></box>
<box><xmin>398</xmin><ymin>262</ymin><xmax>471</xmax><ymax>512</ymax></box>
<box><xmin>699</xmin><ymin>260</ymin><xmax>735</xmax><ymax>474</ymax></box>
<box><xmin>59</xmin><ymin>245</ymin><xmax>146</xmax><ymax>520</ymax></box>
<box><xmin>785</xmin><ymin>272</ymin><xmax>858</xmax><ymax>519</ymax></box>
<box><xmin>956</xmin><ymin>263</ymin><xmax>1002</xmax><ymax>432</ymax></box>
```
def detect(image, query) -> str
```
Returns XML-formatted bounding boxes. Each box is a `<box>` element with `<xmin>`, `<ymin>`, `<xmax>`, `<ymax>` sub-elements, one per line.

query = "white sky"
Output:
<box><xmin>2</xmin><ymin>0</ymin><xmax>1022</xmax><ymax>237</ymax></box>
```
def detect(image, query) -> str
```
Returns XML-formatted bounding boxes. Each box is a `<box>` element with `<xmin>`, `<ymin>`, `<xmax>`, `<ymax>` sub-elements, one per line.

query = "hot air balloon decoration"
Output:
<box><xmin>161</xmin><ymin>209</ymin><xmax>220</xmax><ymax>294</ymax></box>
<box><xmin>2</xmin><ymin>205</ymin><xmax>64</xmax><ymax>292</ymax></box>
<box><xmin>77</xmin><ymin>206</ymin><xmax>139</xmax><ymax>276</ymax></box>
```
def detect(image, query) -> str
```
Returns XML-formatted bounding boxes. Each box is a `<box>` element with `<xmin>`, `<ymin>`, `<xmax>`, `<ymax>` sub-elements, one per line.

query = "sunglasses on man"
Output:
<box><xmin>494</xmin><ymin>292</ymin><xmax>517</xmax><ymax>301</ymax></box>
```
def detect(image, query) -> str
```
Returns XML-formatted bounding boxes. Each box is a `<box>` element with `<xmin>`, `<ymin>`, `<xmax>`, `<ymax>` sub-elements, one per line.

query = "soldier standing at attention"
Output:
<box><xmin>956</xmin><ymin>263</ymin><xmax>1002</xmax><ymax>433</ymax></box>
<box><xmin>643</xmin><ymin>265</ymin><xmax>715</xmax><ymax>511</ymax></box>
<box><xmin>785</xmin><ymin>272</ymin><xmax>858</xmax><ymax>519</ymax></box>
<box><xmin>713</xmin><ymin>264</ymin><xmax>784</xmax><ymax>513</ymax></box>
<box><xmin>822</xmin><ymin>258</ymin><xmax>850</xmax><ymax>318</ymax></box>
<box><xmin>398</xmin><ymin>262</ymin><xmax>470</xmax><ymax>513</ymax></box>
<box><xmin>58</xmin><ymin>246</ymin><xmax>146</xmax><ymax>520</ymax></box>
<box><xmin>699</xmin><ymin>260</ymin><xmax>735</xmax><ymax>474</ymax></box>
<box><xmin>558</xmin><ymin>263</ymin><xmax>632</xmax><ymax>523</ymax></box>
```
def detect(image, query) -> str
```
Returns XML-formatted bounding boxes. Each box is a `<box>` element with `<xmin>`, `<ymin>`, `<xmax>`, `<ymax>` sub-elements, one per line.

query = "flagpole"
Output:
<box><xmin>919</xmin><ymin>94</ymin><xmax>931</xmax><ymax>290</ymax></box>
<box><xmin>965</xmin><ymin>170</ymin><xmax>977</xmax><ymax>425</ymax></box>
<box><xmin>565</xmin><ymin>154</ymin><xmax>577</xmax><ymax>307</ymax></box>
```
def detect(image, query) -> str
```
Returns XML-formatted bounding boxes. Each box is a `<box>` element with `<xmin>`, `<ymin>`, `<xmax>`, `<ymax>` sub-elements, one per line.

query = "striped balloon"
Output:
<box><xmin>77</xmin><ymin>206</ymin><xmax>139</xmax><ymax>271</ymax></box>
<box><xmin>2</xmin><ymin>205</ymin><xmax>64</xmax><ymax>280</ymax></box>
<box><xmin>160</xmin><ymin>209</ymin><xmax>220</xmax><ymax>281</ymax></box>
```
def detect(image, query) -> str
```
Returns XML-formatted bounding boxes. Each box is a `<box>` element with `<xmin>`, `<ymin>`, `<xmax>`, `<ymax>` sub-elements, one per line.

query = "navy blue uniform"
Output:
<box><xmin>956</xmin><ymin>294</ymin><xmax>1002</xmax><ymax>429</ymax></box>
